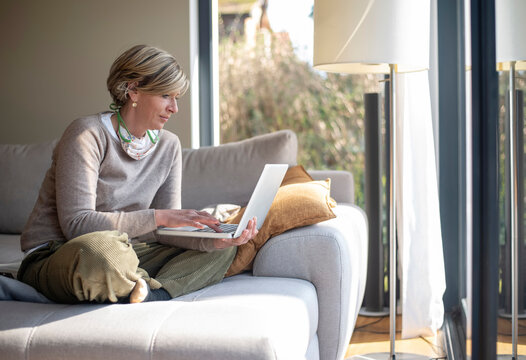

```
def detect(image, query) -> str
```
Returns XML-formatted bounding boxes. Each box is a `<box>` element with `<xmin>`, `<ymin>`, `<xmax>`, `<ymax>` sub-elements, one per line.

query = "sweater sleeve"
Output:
<box><xmin>149</xmin><ymin>135</ymin><xmax>182</xmax><ymax>210</ymax></box>
<box><xmin>55</xmin><ymin>121</ymin><xmax>157</xmax><ymax>240</ymax></box>
<box><xmin>148</xmin><ymin>136</ymin><xmax>217</xmax><ymax>251</ymax></box>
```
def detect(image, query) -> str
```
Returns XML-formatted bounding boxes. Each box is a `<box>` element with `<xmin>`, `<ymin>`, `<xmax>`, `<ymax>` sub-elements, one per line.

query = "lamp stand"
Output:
<box><xmin>498</xmin><ymin>62</ymin><xmax>526</xmax><ymax>360</ymax></box>
<box><xmin>349</xmin><ymin>65</ymin><xmax>428</xmax><ymax>360</ymax></box>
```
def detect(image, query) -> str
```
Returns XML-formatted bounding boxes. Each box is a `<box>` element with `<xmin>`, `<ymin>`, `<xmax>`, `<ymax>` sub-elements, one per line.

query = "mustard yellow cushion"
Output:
<box><xmin>225</xmin><ymin>165</ymin><xmax>336</xmax><ymax>276</ymax></box>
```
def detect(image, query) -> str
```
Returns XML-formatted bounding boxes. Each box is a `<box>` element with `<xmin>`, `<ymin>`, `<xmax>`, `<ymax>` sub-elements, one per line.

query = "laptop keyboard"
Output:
<box><xmin>193</xmin><ymin>223</ymin><xmax>239</xmax><ymax>234</ymax></box>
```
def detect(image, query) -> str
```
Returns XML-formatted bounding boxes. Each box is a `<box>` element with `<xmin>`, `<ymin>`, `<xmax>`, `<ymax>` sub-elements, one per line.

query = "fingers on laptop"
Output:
<box><xmin>183</xmin><ymin>209</ymin><xmax>220</xmax><ymax>229</ymax></box>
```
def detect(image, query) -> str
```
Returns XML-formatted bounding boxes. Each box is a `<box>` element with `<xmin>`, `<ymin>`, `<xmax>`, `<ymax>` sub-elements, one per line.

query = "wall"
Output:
<box><xmin>0</xmin><ymin>0</ymin><xmax>196</xmax><ymax>147</ymax></box>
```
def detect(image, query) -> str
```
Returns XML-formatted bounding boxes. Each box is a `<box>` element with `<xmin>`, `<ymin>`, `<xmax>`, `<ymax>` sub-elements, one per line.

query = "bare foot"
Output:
<box><xmin>129</xmin><ymin>278</ymin><xmax>149</xmax><ymax>303</ymax></box>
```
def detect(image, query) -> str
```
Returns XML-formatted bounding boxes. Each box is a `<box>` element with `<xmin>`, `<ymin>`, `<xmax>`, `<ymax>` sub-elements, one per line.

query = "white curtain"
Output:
<box><xmin>395</xmin><ymin>69</ymin><xmax>446</xmax><ymax>339</ymax></box>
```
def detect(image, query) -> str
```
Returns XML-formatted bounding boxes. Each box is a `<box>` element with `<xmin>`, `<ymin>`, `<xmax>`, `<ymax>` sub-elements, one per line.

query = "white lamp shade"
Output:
<box><xmin>313</xmin><ymin>0</ymin><xmax>430</xmax><ymax>74</ymax></box>
<box><xmin>496</xmin><ymin>0</ymin><xmax>526</xmax><ymax>70</ymax></box>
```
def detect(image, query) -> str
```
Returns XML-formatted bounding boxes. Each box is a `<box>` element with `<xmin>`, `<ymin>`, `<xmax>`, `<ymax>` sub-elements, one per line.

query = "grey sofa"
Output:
<box><xmin>0</xmin><ymin>130</ymin><xmax>368</xmax><ymax>360</ymax></box>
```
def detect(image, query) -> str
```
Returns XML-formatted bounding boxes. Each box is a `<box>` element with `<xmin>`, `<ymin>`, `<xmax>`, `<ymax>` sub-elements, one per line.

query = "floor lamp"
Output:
<box><xmin>496</xmin><ymin>1</ymin><xmax>526</xmax><ymax>359</ymax></box>
<box><xmin>313</xmin><ymin>0</ymin><xmax>430</xmax><ymax>359</ymax></box>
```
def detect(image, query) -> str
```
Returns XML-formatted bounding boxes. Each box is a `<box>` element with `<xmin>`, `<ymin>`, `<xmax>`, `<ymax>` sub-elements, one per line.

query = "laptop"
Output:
<box><xmin>156</xmin><ymin>164</ymin><xmax>288</xmax><ymax>239</ymax></box>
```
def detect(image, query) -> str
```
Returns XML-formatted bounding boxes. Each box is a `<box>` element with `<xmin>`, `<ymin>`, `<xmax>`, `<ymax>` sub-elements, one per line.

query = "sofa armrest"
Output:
<box><xmin>253</xmin><ymin>204</ymin><xmax>368</xmax><ymax>360</ymax></box>
<box><xmin>308</xmin><ymin>170</ymin><xmax>354</xmax><ymax>204</ymax></box>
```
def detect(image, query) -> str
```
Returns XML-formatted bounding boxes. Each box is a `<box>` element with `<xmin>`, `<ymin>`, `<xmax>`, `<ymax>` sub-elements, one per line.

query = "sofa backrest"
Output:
<box><xmin>0</xmin><ymin>130</ymin><xmax>298</xmax><ymax>234</ymax></box>
<box><xmin>0</xmin><ymin>141</ymin><xmax>57</xmax><ymax>234</ymax></box>
<box><xmin>181</xmin><ymin>130</ymin><xmax>298</xmax><ymax>209</ymax></box>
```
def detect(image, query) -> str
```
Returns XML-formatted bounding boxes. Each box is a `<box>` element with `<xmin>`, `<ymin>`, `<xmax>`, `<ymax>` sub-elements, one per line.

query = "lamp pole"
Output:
<box><xmin>389</xmin><ymin>63</ymin><xmax>397</xmax><ymax>359</ymax></box>
<box><xmin>509</xmin><ymin>60</ymin><xmax>518</xmax><ymax>360</ymax></box>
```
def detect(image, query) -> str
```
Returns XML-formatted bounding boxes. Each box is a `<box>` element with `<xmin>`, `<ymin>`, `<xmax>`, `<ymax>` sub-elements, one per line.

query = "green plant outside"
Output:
<box><xmin>219</xmin><ymin>31</ymin><xmax>382</xmax><ymax>209</ymax></box>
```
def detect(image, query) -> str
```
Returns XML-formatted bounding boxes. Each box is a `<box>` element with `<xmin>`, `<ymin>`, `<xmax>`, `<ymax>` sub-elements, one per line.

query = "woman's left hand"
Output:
<box><xmin>213</xmin><ymin>217</ymin><xmax>258</xmax><ymax>249</ymax></box>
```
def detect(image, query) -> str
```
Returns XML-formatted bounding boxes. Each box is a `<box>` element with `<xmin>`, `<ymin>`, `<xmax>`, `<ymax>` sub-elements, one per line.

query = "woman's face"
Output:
<box><xmin>133</xmin><ymin>91</ymin><xmax>179</xmax><ymax>131</ymax></box>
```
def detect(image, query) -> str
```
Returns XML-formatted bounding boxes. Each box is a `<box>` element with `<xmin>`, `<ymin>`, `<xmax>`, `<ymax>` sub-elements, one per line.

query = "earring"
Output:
<box><xmin>132</xmin><ymin>102</ymin><xmax>137</xmax><ymax>108</ymax></box>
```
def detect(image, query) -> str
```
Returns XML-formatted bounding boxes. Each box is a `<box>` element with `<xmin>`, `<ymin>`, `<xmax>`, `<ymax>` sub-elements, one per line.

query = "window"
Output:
<box><xmin>218</xmin><ymin>0</ymin><xmax>384</xmax><ymax>209</ymax></box>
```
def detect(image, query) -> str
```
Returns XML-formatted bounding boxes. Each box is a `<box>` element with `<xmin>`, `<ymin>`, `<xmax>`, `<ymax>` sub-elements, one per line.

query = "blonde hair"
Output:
<box><xmin>107</xmin><ymin>45</ymin><xmax>189</xmax><ymax>107</ymax></box>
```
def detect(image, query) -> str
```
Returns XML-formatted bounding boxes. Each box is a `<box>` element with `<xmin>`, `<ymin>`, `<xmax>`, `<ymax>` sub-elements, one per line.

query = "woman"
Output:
<box><xmin>17</xmin><ymin>44</ymin><xmax>257</xmax><ymax>304</ymax></box>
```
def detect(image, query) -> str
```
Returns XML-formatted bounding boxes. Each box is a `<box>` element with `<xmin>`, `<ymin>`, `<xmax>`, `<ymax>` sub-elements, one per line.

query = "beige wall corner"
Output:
<box><xmin>0</xmin><ymin>0</ymin><xmax>196</xmax><ymax>147</ymax></box>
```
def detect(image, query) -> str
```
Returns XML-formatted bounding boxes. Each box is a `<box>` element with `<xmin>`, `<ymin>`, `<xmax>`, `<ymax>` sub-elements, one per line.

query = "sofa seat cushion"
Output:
<box><xmin>0</xmin><ymin>275</ymin><xmax>318</xmax><ymax>360</ymax></box>
<box><xmin>0</xmin><ymin>234</ymin><xmax>23</xmax><ymax>275</ymax></box>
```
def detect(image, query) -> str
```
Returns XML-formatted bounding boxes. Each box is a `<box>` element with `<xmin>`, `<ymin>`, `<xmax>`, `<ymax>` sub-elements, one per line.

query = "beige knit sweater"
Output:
<box><xmin>21</xmin><ymin>113</ymin><xmax>182</xmax><ymax>252</ymax></box>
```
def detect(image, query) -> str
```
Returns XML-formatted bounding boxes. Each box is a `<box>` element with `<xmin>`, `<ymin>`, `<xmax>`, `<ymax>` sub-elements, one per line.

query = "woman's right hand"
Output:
<box><xmin>155</xmin><ymin>209</ymin><xmax>222</xmax><ymax>231</ymax></box>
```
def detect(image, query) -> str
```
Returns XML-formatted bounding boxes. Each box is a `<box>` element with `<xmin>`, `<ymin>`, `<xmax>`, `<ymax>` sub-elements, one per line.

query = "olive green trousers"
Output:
<box><xmin>17</xmin><ymin>230</ymin><xmax>237</xmax><ymax>304</ymax></box>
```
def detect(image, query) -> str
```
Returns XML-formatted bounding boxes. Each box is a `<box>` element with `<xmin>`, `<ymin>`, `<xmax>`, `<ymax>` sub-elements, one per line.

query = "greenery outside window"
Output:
<box><xmin>218</xmin><ymin>0</ymin><xmax>383</xmax><ymax>208</ymax></box>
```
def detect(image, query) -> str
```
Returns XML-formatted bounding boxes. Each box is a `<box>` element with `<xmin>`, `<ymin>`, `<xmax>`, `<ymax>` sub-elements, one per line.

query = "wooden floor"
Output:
<box><xmin>345</xmin><ymin>315</ymin><xmax>446</xmax><ymax>359</ymax></box>
<box><xmin>345</xmin><ymin>315</ymin><xmax>526</xmax><ymax>358</ymax></box>
<box><xmin>496</xmin><ymin>316</ymin><xmax>526</xmax><ymax>355</ymax></box>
